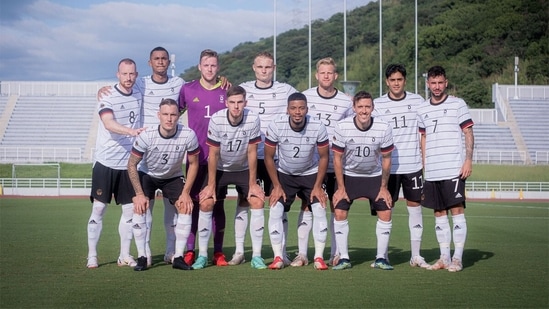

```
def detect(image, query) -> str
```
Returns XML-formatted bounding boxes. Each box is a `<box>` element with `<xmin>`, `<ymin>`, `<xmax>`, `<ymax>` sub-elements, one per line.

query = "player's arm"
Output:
<box><xmin>420</xmin><ymin>131</ymin><xmax>426</xmax><ymax>168</ymax></box>
<box><xmin>311</xmin><ymin>143</ymin><xmax>329</xmax><ymax>207</ymax></box>
<box><xmin>332</xmin><ymin>148</ymin><xmax>349</xmax><ymax>208</ymax></box>
<box><xmin>247</xmin><ymin>143</ymin><xmax>264</xmax><ymax>201</ymax></box>
<box><xmin>100</xmin><ymin>111</ymin><xmax>144</xmax><ymax>136</ymax></box>
<box><xmin>264</xmin><ymin>143</ymin><xmax>285</xmax><ymax>206</ymax></box>
<box><xmin>376</xmin><ymin>151</ymin><xmax>393</xmax><ymax>208</ymax></box>
<box><xmin>176</xmin><ymin>152</ymin><xmax>199</xmax><ymax>215</ymax></box>
<box><xmin>199</xmin><ymin>144</ymin><xmax>220</xmax><ymax>203</ymax></box>
<box><xmin>127</xmin><ymin>152</ymin><xmax>148</xmax><ymax>215</ymax></box>
<box><xmin>461</xmin><ymin>126</ymin><xmax>474</xmax><ymax>179</ymax></box>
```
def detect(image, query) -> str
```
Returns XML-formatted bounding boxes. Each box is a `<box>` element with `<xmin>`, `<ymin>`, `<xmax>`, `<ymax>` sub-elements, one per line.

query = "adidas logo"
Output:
<box><xmin>435</xmin><ymin>226</ymin><xmax>443</xmax><ymax>231</ymax></box>
<box><xmin>455</xmin><ymin>193</ymin><xmax>463</xmax><ymax>198</ymax></box>
<box><xmin>255</xmin><ymin>227</ymin><xmax>264</xmax><ymax>232</ymax></box>
<box><xmin>193</xmin><ymin>97</ymin><xmax>200</xmax><ymax>103</ymax></box>
<box><xmin>335</xmin><ymin>231</ymin><xmax>343</xmax><ymax>235</ymax></box>
<box><xmin>148</xmin><ymin>91</ymin><xmax>154</xmax><ymax>95</ymax></box>
<box><xmin>321</xmin><ymin>228</ymin><xmax>328</xmax><ymax>233</ymax></box>
<box><xmin>235</xmin><ymin>216</ymin><xmax>245</xmax><ymax>221</ymax></box>
<box><xmin>382</xmin><ymin>231</ymin><xmax>390</xmax><ymax>235</ymax></box>
<box><xmin>270</xmin><ymin>231</ymin><xmax>280</xmax><ymax>235</ymax></box>
<box><xmin>282</xmin><ymin>219</ymin><xmax>288</xmax><ymax>223</ymax></box>
<box><xmin>153</xmin><ymin>146</ymin><xmax>159</xmax><ymax>151</ymax></box>
<box><xmin>412</xmin><ymin>224</ymin><xmax>422</xmax><ymax>229</ymax></box>
<box><xmin>89</xmin><ymin>220</ymin><xmax>97</xmax><ymax>224</ymax></box>
<box><xmin>126</xmin><ymin>219</ymin><xmax>133</xmax><ymax>224</ymax></box>
<box><xmin>298</xmin><ymin>222</ymin><xmax>309</xmax><ymax>227</ymax></box>
<box><xmin>132</xmin><ymin>224</ymin><xmax>141</xmax><ymax>229</ymax></box>
<box><xmin>249</xmin><ymin>94</ymin><xmax>255</xmax><ymax>99</ymax></box>
<box><xmin>199</xmin><ymin>228</ymin><xmax>209</xmax><ymax>233</ymax></box>
<box><xmin>384</xmin><ymin>109</ymin><xmax>391</xmax><ymax>114</ymax></box>
<box><xmin>454</xmin><ymin>225</ymin><xmax>461</xmax><ymax>230</ymax></box>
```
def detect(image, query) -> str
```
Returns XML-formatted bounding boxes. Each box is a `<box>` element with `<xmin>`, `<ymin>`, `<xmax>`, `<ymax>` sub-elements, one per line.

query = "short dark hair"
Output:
<box><xmin>427</xmin><ymin>65</ymin><xmax>446</xmax><ymax>79</ymax></box>
<box><xmin>352</xmin><ymin>90</ymin><xmax>373</xmax><ymax>106</ymax></box>
<box><xmin>287</xmin><ymin>92</ymin><xmax>307</xmax><ymax>105</ymax></box>
<box><xmin>159</xmin><ymin>98</ymin><xmax>178</xmax><ymax>108</ymax></box>
<box><xmin>226</xmin><ymin>85</ymin><xmax>246</xmax><ymax>98</ymax></box>
<box><xmin>200</xmin><ymin>49</ymin><xmax>218</xmax><ymax>62</ymax></box>
<box><xmin>385</xmin><ymin>64</ymin><xmax>407</xmax><ymax>79</ymax></box>
<box><xmin>150</xmin><ymin>46</ymin><xmax>169</xmax><ymax>59</ymax></box>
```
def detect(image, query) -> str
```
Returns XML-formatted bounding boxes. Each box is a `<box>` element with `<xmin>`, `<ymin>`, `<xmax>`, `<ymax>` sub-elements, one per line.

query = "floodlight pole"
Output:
<box><xmin>170</xmin><ymin>54</ymin><xmax>176</xmax><ymax>77</ymax></box>
<box><xmin>423</xmin><ymin>73</ymin><xmax>428</xmax><ymax>99</ymax></box>
<box><xmin>513</xmin><ymin>56</ymin><xmax>519</xmax><ymax>99</ymax></box>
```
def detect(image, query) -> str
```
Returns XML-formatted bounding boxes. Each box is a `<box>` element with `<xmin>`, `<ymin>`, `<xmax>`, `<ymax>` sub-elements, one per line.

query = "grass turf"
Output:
<box><xmin>0</xmin><ymin>197</ymin><xmax>547</xmax><ymax>308</ymax></box>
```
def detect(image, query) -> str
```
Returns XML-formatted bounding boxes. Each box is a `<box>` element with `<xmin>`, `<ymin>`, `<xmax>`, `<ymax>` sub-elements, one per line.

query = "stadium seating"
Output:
<box><xmin>508</xmin><ymin>99</ymin><xmax>549</xmax><ymax>161</ymax></box>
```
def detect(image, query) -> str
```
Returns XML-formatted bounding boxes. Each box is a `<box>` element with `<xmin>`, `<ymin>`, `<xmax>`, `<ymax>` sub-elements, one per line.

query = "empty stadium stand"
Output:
<box><xmin>508</xmin><ymin>99</ymin><xmax>549</xmax><ymax>163</ymax></box>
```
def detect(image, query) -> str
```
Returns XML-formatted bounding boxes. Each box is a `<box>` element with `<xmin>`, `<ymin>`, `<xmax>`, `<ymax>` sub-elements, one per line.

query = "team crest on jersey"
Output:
<box><xmin>332</xmin><ymin>136</ymin><xmax>337</xmax><ymax>142</ymax></box>
<box><xmin>306</xmin><ymin>137</ymin><xmax>310</xmax><ymax>142</ymax></box>
<box><xmin>371</xmin><ymin>137</ymin><xmax>376</xmax><ymax>142</ymax></box>
<box><xmin>171</xmin><ymin>87</ymin><xmax>175</xmax><ymax>93</ymax></box>
<box><xmin>408</xmin><ymin>105</ymin><xmax>412</xmax><ymax>110</ymax></box>
<box><xmin>444</xmin><ymin>109</ymin><xmax>448</xmax><ymax>114</ymax></box>
<box><xmin>272</xmin><ymin>93</ymin><xmax>276</xmax><ymax>98</ymax></box>
<box><xmin>219</xmin><ymin>95</ymin><xmax>225</xmax><ymax>103</ymax></box>
<box><xmin>242</xmin><ymin>131</ymin><xmax>247</xmax><ymax>136</ymax></box>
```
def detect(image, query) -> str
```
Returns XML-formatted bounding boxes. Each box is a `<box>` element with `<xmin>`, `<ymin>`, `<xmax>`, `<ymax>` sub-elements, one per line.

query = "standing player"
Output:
<box><xmin>373</xmin><ymin>64</ymin><xmax>429</xmax><ymax>268</ymax></box>
<box><xmin>192</xmin><ymin>86</ymin><xmax>266</xmax><ymax>270</ymax></box>
<box><xmin>179</xmin><ymin>49</ymin><xmax>229</xmax><ymax>267</ymax></box>
<box><xmin>86</xmin><ymin>58</ymin><xmax>145</xmax><ymax>269</ymax></box>
<box><xmin>229</xmin><ymin>51</ymin><xmax>297</xmax><ymax>266</ymax></box>
<box><xmin>296</xmin><ymin>57</ymin><xmax>353</xmax><ymax>267</ymax></box>
<box><xmin>127</xmin><ymin>98</ymin><xmax>200</xmax><ymax>271</ymax></box>
<box><xmin>331</xmin><ymin>90</ymin><xmax>394</xmax><ymax>270</ymax></box>
<box><xmin>417</xmin><ymin>65</ymin><xmax>474</xmax><ymax>272</ymax></box>
<box><xmin>264</xmin><ymin>92</ymin><xmax>330</xmax><ymax>270</ymax></box>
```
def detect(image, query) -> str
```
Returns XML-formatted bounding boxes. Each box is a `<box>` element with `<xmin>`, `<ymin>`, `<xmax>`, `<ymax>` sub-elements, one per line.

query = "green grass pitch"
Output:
<box><xmin>0</xmin><ymin>197</ymin><xmax>547</xmax><ymax>308</ymax></box>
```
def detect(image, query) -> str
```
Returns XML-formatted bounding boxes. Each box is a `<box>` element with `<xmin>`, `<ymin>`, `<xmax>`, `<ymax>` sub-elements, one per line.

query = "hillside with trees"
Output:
<box><xmin>181</xmin><ymin>0</ymin><xmax>548</xmax><ymax>108</ymax></box>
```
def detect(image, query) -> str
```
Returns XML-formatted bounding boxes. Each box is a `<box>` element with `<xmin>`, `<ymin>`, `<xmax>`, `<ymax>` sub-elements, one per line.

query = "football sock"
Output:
<box><xmin>311</xmin><ymin>203</ymin><xmax>327</xmax><ymax>259</ymax></box>
<box><xmin>197</xmin><ymin>210</ymin><xmax>213</xmax><ymax>258</ymax></box>
<box><xmin>297</xmin><ymin>210</ymin><xmax>313</xmax><ymax>256</ymax></box>
<box><xmin>452</xmin><ymin>214</ymin><xmax>467</xmax><ymax>260</ymax></box>
<box><xmin>212</xmin><ymin>200</ymin><xmax>226</xmax><ymax>253</ymax></box>
<box><xmin>163</xmin><ymin>197</ymin><xmax>177</xmax><ymax>257</ymax></box>
<box><xmin>186</xmin><ymin>202</ymin><xmax>199</xmax><ymax>252</ymax></box>
<box><xmin>132</xmin><ymin>213</ymin><xmax>147</xmax><ymax>258</ymax></box>
<box><xmin>407</xmin><ymin>206</ymin><xmax>424</xmax><ymax>257</ymax></box>
<box><xmin>145</xmin><ymin>200</ymin><xmax>154</xmax><ymax>258</ymax></box>
<box><xmin>87</xmin><ymin>200</ymin><xmax>106</xmax><ymax>258</ymax></box>
<box><xmin>234</xmin><ymin>206</ymin><xmax>249</xmax><ymax>254</ymax></box>
<box><xmin>268</xmin><ymin>202</ymin><xmax>284</xmax><ymax>257</ymax></box>
<box><xmin>175</xmin><ymin>214</ymin><xmax>192</xmax><ymax>257</ymax></box>
<box><xmin>329</xmin><ymin>212</ymin><xmax>338</xmax><ymax>258</ymax></box>
<box><xmin>119</xmin><ymin>203</ymin><xmax>134</xmax><ymax>258</ymax></box>
<box><xmin>250</xmin><ymin>208</ymin><xmax>265</xmax><ymax>257</ymax></box>
<box><xmin>435</xmin><ymin>216</ymin><xmax>452</xmax><ymax>259</ymax></box>
<box><xmin>375</xmin><ymin>219</ymin><xmax>392</xmax><ymax>260</ymax></box>
<box><xmin>334</xmin><ymin>219</ymin><xmax>349</xmax><ymax>260</ymax></box>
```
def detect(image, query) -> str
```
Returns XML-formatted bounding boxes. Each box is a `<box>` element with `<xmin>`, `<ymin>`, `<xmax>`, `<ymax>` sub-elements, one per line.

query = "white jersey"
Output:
<box><xmin>265</xmin><ymin>114</ymin><xmax>329</xmax><ymax>176</ymax></box>
<box><xmin>373</xmin><ymin>91</ymin><xmax>424</xmax><ymax>174</ymax></box>
<box><xmin>131</xmin><ymin>124</ymin><xmax>199</xmax><ymax>179</ymax></box>
<box><xmin>332</xmin><ymin>116</ymin><xmax>394</xmax><ymax>177</ymax></box>
<box><xmin>302</xmin><ymin>87</ymin><xmax>353</xmax><ymax>172</ymax></box>
<box><xmin>417</xmin><ymin>95</ymin><xmax>474</xmax><ymax>181</ymax></box>
<box><xmin>94</xmin><ymin>84</ymin><xmax>142</xmax><ymax>170</ymax></box>
<box><xmin>135</xmin><ymin>75</ymin><xmax>185</xmax><ymax>127</ymax></box>
<box><xmin>240</xmin><ymin>80</ymin><xmax>297</xmax><ymax>159</ymax></box>
<box><xmin>206</xmin><ymin>108</ymin><xmax>261</xmax><ymax>172</ymax></box>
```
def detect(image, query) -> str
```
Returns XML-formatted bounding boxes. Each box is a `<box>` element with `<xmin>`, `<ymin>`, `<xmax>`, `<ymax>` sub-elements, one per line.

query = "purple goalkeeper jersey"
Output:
<box><xmin>179</xmin><ymin>79</ymin><xmax>226</xmax><ymax>164</ymax></box>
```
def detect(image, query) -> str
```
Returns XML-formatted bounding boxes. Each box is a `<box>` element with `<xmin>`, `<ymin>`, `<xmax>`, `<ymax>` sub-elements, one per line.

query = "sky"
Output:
<box><xmin>0</xmin><ymin>0</ymin><xmax>372</xmax><ymax>81</ymax></box>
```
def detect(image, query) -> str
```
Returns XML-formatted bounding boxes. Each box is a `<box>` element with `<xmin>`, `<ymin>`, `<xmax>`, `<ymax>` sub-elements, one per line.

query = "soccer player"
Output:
<box><xmin>331</xmin><ymin>90</ymin><xmax>394</xmax><ymax>270</ymax></box>
<box><xmin>264</xmin><ymin>92</ymin><xmax>330</xmax><ymax>270</ymax></box>
<box><xmin>229</xmin><ymin>51</ymin><xmax>297</xmax><ymax>266</ymax></box>
<box><xmin>373</xmin><ymin>64</ymin><xmax>429</xmax><ymax>268</ymax></box>
<box><xmin>192</xmin><ymin>86</ymin><xmax>266</xmax><ymax>270</ymax></box>
<box><xmin>417</xmin><ymin>65</ymin><xmax>474</xmax><ymax>272</ymax></box>
<box><xmin>97</xmin><ymin>47</ymin><xmax>186</xmax><ymax>266</ymax></box>
<box><xmin>179</xmin><ymin>49</ymin><xmax>230</xmax><ymax>267</ymax></box>
<box><xmin>127</xmin><ymin>98</ymin><xmax>200</xmax><ymax>271</ymax></box>
<box><xmin>86</xmin><ymin>58</ymin><xmax>145</xmax><ymax>269</ymax></box>
<box><xmin>297</xmin><ymin>57</ymin><xmax>353</xmax><ymax>267</ymax></box>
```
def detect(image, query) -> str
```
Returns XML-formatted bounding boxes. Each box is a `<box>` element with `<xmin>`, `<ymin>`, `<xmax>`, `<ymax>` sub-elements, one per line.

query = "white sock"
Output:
<box><xmin>197</xmin><ymin>210</ymin><xmax>213</xmax><ymax>258</ymax></box>
<box><xmin>435</xmin><ymin>216</ymin><xmax>452</xmax><ymax>259</ymax></box>
<box><xmin>175</xmin><ymin>214</ymin><xmax>192</xmax><ymax>257</ymax></box>
<box><xmin>119</xmin><ymin>203</ymin><xmax>134</xmax><ymax>258</ymax></box>
<box><xmin>297</xmin><ymin>210</ymin><xmax>312</xmax><ymax>257</ymax></box>
<box><xmin>311</xmin><ymin>203</ymin><xmax>327</xmax><ymax>259</ymax></box>
<box><xmin>132</xmin><ymin>213</ymin><xmax>147</xmax><ymax>258</ymax></box>
<box><xmin>407</xmin><ymin>206</ymin><xmax>424</xmax><ymax>257</ymax></box>
<box><xmin>375</xmin><ymin>219</ymin><xmax>392</xmax><ymax>260</ymax></box>
<box><xmin>145</xmin><ymin>201</ymin><xmax>154</xmax><ymax>258</ymax></box>
<box><xmin>163</xmin><ymin>197</ymin><xmax>177</xmax><ymax>257</ymax></box>
<box><xmin>329</xmin><ymin>212</ymin><xmax>338</xmax><ymax>258</ymax></box>
<box><xmin>87</xmin><ymin>200</ymin><xmax>106</xmax><ymax>258</ymax></box>
<box><xmin>452</xmin><ymin>214</ymin><xmax>467</xmax><ymax>260</ymax></box>
<box><xmin>234</xmin><ymin>206</ymin><xmax>249</xmax><ymax>254</ymax></box>
<box><xmin>334</xmin><ymin>219</ymin><xmax>349</xmax><ymax>260</ymax></box>
<box><xmin>268</xmin><ymin>202</ymin><xmax>284</xmax><ymax>257</ymax></box>
<box><xmin>282</xmin><ymin>211</ymin><xmax>289</xmax><ymax>258</ymax></box>
<box><xmin>250</xmin><ymin>208</ymin><xmax>264</xmax><ymax>257</ymax></box>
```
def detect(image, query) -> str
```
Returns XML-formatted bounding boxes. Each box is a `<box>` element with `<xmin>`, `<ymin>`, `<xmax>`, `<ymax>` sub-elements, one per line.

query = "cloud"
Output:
<box><xmin>0</xmin><ymin>0</ymin><xmax>370</xmax><ymax>81</ymax></box>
